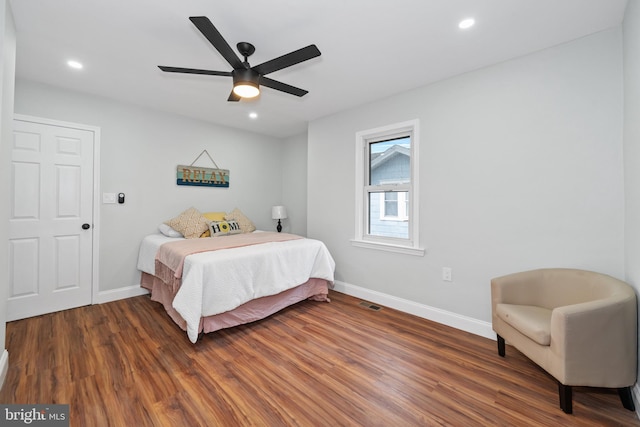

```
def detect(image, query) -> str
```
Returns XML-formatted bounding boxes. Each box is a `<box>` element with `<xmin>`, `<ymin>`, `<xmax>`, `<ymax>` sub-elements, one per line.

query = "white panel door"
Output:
<box><xmin>8</xmin><ymin>118</ymin><xmax>94</xmax><ymax>321</ymax></box>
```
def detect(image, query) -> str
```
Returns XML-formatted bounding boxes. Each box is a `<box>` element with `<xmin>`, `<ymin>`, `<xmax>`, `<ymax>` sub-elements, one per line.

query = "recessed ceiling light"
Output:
<box><xmin>249</xmin><ymin>112</ymin><xmax>258</xmax><ymax>119</ymax></box>
<box><xmin>67</xmin><ymin>60</ymin><xmax>83</xmax><ymax>69</ymax></box>
<box><xmin>458</xmin><ymin>18</ymin><xmax>475</xmax><ymax>30</ymax></box>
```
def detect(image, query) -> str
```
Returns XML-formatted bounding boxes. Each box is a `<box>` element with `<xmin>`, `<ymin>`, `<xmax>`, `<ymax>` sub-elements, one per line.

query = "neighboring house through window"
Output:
<box><xmin>353</xmin><ymin>119</ymin><xmax>424</xmax><ymax>256</ymax></box>
<box><xmin>370</xmin><ymin>141</ymin><xmax>410</xmax><ymax>238</ymax></box>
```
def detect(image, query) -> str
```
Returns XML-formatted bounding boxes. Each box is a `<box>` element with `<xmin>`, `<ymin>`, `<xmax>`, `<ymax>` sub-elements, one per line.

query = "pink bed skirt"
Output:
<box><xmin>140</xmin><ymin>272</ymin><xmax>331</xmax><ymax>337</ymax></box>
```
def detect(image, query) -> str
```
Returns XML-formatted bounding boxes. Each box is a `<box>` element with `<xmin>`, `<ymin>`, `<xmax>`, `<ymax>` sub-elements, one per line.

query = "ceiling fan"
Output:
<box><xmin>158</xmin><ymin>16</ymin><xmax>321</xmax><ymax>102</ymax></box>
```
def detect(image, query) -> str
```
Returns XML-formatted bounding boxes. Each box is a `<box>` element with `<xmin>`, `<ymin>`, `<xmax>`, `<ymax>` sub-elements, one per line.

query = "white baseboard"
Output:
<box><xmin>332</xmin><ymin>280</ymin><xmax>495</xmax><ymax>340</ymax></box>
<box><xmin>94</xmin><ymin>284</ymin><xmax>149</xmax><ymax>304</ymax></box>
<box><xmin>0</xmin><ymin>349</ymin><xmax>8</xmax><ymax>391</ymax></box>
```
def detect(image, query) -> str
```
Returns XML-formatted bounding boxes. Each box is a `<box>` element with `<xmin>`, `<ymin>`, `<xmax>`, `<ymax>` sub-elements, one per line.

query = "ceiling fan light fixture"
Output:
<box><xmin>232</xmin><ymin>68</ymin><xmax>260</xmax><ymax>98</ymax></box>
<box><xmin>233</xmin><ymin>82</ymin><xmax>260</xmax><ymax>98</ymax></box>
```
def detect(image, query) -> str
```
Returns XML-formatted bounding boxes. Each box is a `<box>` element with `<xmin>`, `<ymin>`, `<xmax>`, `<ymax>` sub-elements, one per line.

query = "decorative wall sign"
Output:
<box><xmin>177</xmin><ymin>165</ymin><xmax>229</xmax><ymax>187</ymax></box>
<box><xmin>177</xmin><ymin>150</ymin><xmax>229</xmax><ymax>188</ymax></box>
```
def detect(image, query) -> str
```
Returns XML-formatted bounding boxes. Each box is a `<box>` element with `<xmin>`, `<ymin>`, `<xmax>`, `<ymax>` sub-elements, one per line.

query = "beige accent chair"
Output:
<box><xmin>491</xmin><ymin>268</ymin><xmax>637</xmax><ymax>414</ymax></box>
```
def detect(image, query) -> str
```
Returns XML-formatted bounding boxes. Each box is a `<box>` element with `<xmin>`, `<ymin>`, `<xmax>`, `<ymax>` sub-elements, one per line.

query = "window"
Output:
<box><xmin>382</xmin><ymin>191</ymin><xmax>408</xmax><ymax>220</ymax></box>
<box><xmin>352</xmin><ymin>120</ymin><xmax>423</xmax><ymax>256</ymax></box>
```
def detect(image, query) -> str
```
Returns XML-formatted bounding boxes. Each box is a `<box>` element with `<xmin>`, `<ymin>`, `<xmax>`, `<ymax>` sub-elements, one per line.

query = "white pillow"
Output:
<box><xmin>158</xmin><ymin>223</ymin><xmax>183</xmax><ymax>238</ymax></box>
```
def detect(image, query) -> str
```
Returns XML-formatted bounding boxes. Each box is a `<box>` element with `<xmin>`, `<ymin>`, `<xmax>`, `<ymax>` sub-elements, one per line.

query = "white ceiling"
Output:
<box><xmin>10</xmin><ymin>0</ymin><xmax>628</xmax><ymax>138</ymax></box>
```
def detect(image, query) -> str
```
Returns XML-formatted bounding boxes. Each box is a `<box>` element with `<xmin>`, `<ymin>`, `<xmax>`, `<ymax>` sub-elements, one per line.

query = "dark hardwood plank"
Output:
<box><xmin>0</xmin><ymin>290</ymin><xmax>638</xmax><ymax>426</ymax></box>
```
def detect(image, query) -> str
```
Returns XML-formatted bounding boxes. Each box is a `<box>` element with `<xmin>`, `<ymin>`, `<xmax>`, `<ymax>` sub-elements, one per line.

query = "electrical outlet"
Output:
<box><xmin>442</xmin><ymin>267</ymin><xmax>453</xmax><ymax>282</ymax></box>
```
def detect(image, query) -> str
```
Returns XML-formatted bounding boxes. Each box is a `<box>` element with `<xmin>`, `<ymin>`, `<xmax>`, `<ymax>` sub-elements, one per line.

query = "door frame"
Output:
<box><xmin>13</xmin><ymin>114</ymin><xmax>101</xmax><ymax>304</ymax></box>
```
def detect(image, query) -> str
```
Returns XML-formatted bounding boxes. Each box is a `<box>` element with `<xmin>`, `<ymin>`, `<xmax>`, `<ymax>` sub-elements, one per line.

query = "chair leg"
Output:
<box><xmin>618</xmin><ymin>387</ymin><xmax>636</xmax><ymax>411</ymax></box>
<box><xmin>558</xmin><ymin>383</ymin><xmax>572</xmax><ymax>414</ymax></box>
<box><xmin>557</xmin><ymin>384</ymin><xmax>633</xmax><ymax>414</ymax></box>
<box><xmin>497</xmin><ymin>335</ymin><xmax>505</xmax><ymax>357</ymax></box>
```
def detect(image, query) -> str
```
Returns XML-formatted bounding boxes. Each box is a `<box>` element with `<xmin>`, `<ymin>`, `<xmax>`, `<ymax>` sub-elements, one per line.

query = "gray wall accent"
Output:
<box><xmin>308</xmin><ymin>28</ymin><xmax>624</xmax><ymax>322</ymax></box>
<box><xmin>281</xmin><ymin>132</ymin><xmax>308</xmax><ymax>236</ymax></box>
<box><xmin>623</xmin><ymin>0</ymin><xmax>640</xmax><ymax>395</ymax></box>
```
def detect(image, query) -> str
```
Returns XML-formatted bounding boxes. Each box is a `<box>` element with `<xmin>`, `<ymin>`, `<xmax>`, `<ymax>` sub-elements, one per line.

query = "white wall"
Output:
<box><xmin>308</xmin><ymin>28</ymin><xmax>624</xmax><ymax>323</ymax></box>
<box><xmin>14</xmin><ymin>80</ymin><xmax>285</xmax><ymax>294</ymax></box>
<box><xmin>0</xmin><ymin>0</ymin><xmax>15</xmax><ymax>387</ymax></box>
<box><xmin>281</xmin><ymin>132</ymin><xmax>308</xmax><ymax>236</ymax></box>
<box><xmin>623</xmin><ymin>0</ymin><xmax>640</xmax><ymax>394</ymax></box>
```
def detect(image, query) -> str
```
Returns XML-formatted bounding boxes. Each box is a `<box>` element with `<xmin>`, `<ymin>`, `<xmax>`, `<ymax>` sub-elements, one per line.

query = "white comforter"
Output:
<box><xmin>137</xmin><ymin>233</ymin><xmax>179</xmax><ymax>275</ymax></box>
<box><xmin>138</xmin><ymin>233</ymin><xmax>335</xmax><ymax>343</ymax></box>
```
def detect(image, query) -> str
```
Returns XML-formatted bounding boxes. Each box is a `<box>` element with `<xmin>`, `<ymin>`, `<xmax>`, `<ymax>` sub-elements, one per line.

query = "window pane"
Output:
<box><xmin>369</xmin><ymin>136</ymin><xmax>411</xmax><ymax>185</ymax></box>
<box><xmin>368</xmin><ymin>192</ymin><xmax>409</xmax><ymax>239</ymax></box>
<box><xmin>384</xmin><ymin>192</ymin><xmax>398</xmax><ymax>216</ymax></box>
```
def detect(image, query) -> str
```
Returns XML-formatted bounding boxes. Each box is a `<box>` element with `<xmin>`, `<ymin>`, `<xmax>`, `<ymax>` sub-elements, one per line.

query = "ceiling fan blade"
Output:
<box><xmin>227</xmin><ymin>90</ymin><xmax>241</xmax><ymax>102</ymax></box>
<box><xmin>260</xmin><ymin>77</ymin><xmax>308</xmax><ymax>97</ymax></box>
<box><xmin>189</xmin><ymin>16</ymin><xmax>244</xmax><ymax>69</ymax></box>
<box><xmin>158</xmin><ymin>66</ymin><xmax>232</xmax><ymax>77</ymax></box>
<box><xmin>252</xmin><ymin>45</ymin><xmax>321</xmax><ymax>75</ymax></box>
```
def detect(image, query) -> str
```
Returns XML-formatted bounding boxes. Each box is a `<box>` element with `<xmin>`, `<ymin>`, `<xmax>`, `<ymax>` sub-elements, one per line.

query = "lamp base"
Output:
<box><xmin>277</xmin><ymin>219</ymin><xmax>282</xmax><ymax>233</ymax></box>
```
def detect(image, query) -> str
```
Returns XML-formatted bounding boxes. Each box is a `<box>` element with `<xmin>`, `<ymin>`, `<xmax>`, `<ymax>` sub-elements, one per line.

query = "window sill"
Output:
<box><xmin>350</xmin><ymin>239</ymin><xmax>425</xmax><ymax>256</ymax></box>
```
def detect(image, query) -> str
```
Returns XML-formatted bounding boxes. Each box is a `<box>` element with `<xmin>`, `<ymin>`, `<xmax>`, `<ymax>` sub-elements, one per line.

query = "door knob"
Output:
<box><xmin>82</xmin><ymin>223</ymin><xmax>91</xmax><ymax>230</ymax></box>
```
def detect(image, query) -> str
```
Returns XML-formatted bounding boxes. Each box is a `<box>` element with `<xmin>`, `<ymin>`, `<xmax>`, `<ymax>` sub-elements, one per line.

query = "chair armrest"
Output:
<box><xmin>550</xmin><ymin>295</ymin><xmax>637</xmax><ymax>385</ymax></box>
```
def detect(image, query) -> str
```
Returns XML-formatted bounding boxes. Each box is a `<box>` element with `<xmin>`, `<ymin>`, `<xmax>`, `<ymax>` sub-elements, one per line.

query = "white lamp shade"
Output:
<box><xmin>271</xmin><ymin>206</ymin><xmax>287</xmax><ymax>220</ymax></box>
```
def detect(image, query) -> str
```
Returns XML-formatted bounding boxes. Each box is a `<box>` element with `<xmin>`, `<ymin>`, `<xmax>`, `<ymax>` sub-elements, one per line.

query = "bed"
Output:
<box><xmin>137</xmin><ymin>231</ymin><xmax>335</xmax><ymax>342</ymax></box>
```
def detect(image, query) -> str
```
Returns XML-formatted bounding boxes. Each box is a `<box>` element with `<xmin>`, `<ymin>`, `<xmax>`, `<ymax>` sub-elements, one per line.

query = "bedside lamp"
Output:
<box><xmin>271</xmin><ymin>206</ymin><xmax>287</xmax><ymax>232</ymax></box>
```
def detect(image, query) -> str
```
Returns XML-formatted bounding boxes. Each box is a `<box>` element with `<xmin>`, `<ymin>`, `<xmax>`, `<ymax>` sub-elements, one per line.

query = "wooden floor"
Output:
<box><xmin>0</xmin><ymin>291</ymin><xmax>638</xmax><ymax>426</ymax></box>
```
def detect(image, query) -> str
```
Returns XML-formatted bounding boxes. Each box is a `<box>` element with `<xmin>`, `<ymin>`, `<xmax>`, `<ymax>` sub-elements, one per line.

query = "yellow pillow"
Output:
<box><xmin>203</xmin><ymin>212</ymin><xmax>226</xmax><ymax>222</ymax></box>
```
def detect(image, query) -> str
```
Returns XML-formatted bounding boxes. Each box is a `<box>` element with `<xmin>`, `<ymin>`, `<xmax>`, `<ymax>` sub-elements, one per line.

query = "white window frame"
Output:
<box><xmin>352</xmin><ymin>119</ymin><xmax>424</xmax><ymax>256</ymax></box>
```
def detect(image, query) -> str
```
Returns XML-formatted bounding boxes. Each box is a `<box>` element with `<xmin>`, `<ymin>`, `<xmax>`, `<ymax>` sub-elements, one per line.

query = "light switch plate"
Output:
<box><xmin>102</xmin><ymin>192</ymin><xmax>116</xmax><ymax>204</ymax></box>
